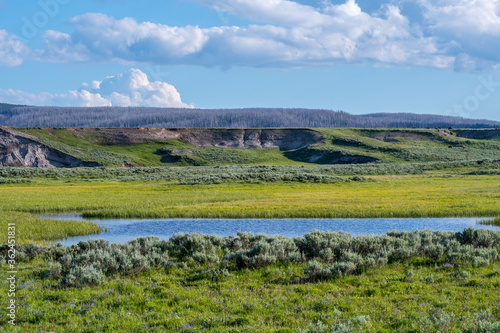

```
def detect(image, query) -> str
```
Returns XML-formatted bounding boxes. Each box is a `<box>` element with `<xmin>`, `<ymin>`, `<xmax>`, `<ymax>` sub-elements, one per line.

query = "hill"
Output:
<box><xmin>1</xmin><ymin>106</ymin><xmax>499</xmax><ymax>128</ymax></box>
<box><xmin>0</xmin><ymin>103</ymin><xmax>24</xmax><ymax>111</ymax></box>
<box><xmin>1</xmin><ymin>126</ymin><xmax>499</xmax><ymax>167</ymax></box>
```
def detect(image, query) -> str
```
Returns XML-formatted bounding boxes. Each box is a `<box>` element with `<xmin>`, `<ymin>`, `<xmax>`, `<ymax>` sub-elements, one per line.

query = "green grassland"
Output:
<box><xmin>2</xmin><ymin>257</ymin><xmax>500</xmax><ymax>332</ymax></box>
<box><xmin>2</xmin><ymin>230</ymin><xmax>500</xmax><ymax>332</ymax></box>
<box><xmin>0</xmin><ymin>212</ymin><xmax>102</xmax><ymax>245</ymax></box>
<box><xmin>0</xmin><ymin>174</ymin><xmax>499</xmax><ymax>220</ymax></box>
<box><xmin>20</xmin><ymin>128</ymin><xmax>305</xmax><ymax>166</ymax></box>
<box><xmin>1</xmin><ymin>128</ymin><xmax>500</xmax><ymax>332</ymax></box>
<box><xmin>17</xmin><ymin>127</ymin><xmax>500</xmax><ymax>166</ymax></box>
<box><xmin>289</xmin><ymin>128</ymin><xmax>500</xmax><ymax>164</ymax></box>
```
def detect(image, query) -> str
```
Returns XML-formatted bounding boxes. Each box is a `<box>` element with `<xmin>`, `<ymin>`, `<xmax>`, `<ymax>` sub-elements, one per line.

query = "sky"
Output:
<box><xmin>0</xmin><ymin>0</ymin><xmax>500</xmax><ymax>120</ymax></box>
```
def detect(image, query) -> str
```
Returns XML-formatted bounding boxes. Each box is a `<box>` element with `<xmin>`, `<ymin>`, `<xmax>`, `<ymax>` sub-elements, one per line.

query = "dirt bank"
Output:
<box><xmin>0</xmin><ymin>127</ymin><xmax>83</xmax><ymax>167</ymax></box>
<box><xmin>65</xmin><ymin>128</ymin><xmax>325</xmax><ymax>150</ymax></box>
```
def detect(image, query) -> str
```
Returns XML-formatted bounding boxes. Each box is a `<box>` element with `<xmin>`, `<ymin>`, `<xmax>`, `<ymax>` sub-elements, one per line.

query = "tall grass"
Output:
<box><xmin>0</xmin><ymin>175</ymin><xmax>499</xmax><ymax>219</ymax></box>
<box><xmin>0</xmin><ymin>212</ymin><xmax>103</xmax><ymax>244</ymax></box>
<box><xmin>478</xmin><ymin>216</ymin><xmax>500</xmax><ymax>226</ymax></box>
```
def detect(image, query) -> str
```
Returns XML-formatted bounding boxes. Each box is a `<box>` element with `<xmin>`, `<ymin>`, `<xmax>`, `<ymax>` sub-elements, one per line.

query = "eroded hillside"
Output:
<box><xmin>1</xmin><ymin>127</ymin><xmax>499</xmax><ymax>167</ymax></box>
<box><xmin>0</xmin><ymin>127</ymin><xmax>86</xmax><ymax>167</ymax></box>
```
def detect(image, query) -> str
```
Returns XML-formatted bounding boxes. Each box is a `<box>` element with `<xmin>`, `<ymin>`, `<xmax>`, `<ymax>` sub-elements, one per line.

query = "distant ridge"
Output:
<box><xmin>0</xmin><ymin>106</ymin><xmax>499</xmax><ymax>129</ymax></box>
<box><xmin>0</xmin><ymin>103</ymin><xmax>25</xmax><ymax>111</ymax></box>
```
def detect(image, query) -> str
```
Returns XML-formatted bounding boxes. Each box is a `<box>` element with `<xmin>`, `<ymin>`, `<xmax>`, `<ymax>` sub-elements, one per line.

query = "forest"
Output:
<box><xmin>1</xmin><ymin>105</ymin><xmax>500</xmax><ymax>128</ymax></box>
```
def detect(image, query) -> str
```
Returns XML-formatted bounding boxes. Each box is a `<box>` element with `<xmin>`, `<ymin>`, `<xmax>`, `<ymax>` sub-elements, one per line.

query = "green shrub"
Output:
<box><xmin>465</xmin><ymin>309</ymin><xmax>500</xmax><ymax>333</ymax></box>
<box><xmin>5</xmin><ymin>227</ymin><xmax>500</xmax><ymax>286</ymax></box>
<box><xmin>404</xmin><ymin>269</ymin><xmax>414</xmax><ymax>282</ymax></box>
<box><xmin>63</xmin><ymin>264</ymin><xmax>105</xmax><ymax>286</ymax></box>
<box><xmin>48</xmin><ymin>262</ymin><xmax>62</xmax><ymax>279</ymax></box>
<box><xmin>304</xmin><ymin>260</ymin><xmax>325</xmax><ymax>281</ymax></box>
<box><xmin>458</xmin><ymin>270</ymin><xmax>471</xmax><ymax>281</ymax></box>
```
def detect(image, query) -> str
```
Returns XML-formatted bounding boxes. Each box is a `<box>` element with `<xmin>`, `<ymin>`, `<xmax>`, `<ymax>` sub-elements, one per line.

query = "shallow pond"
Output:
<box><xmin>41</xmin><ymin>215</ymin><xmax>500</xmax><ymax>245</ymax></box>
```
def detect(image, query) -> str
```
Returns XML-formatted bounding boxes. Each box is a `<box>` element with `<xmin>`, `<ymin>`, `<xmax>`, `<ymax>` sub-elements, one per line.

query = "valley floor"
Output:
<box><xmin>1</xmin><ymin>163</ymin><xmax>500</xmax><ymax>332</ymax></box>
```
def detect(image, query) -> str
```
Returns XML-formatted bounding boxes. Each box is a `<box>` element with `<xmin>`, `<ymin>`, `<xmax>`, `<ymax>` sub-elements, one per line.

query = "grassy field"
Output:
<box><xmin>1</xmin><ymin>259</ymin><xmax>499</xmax><ymax>332</ymax></box>
<box><xmin>1</xmin><ymin>127</ymin><xmax>500</xmax><ymax>332</ymax></box>
<box><xmin>0</xmin><ymin>212</ymin><xmax>103</xmax><ymax>244</ymax></box>
<box><xmin>0</xmin><ymin>174</ymin><xmax>499</xmax><ymax>219</ymax></box>
<box><xmin>1</xmin><ymin>230</ymin><xmax>500</xmax><ymax>332</ymax></box>
<box><xmin>0</xmin><ymin>174</ymin><xmax>500</xmax><ymax>218</ymax></box>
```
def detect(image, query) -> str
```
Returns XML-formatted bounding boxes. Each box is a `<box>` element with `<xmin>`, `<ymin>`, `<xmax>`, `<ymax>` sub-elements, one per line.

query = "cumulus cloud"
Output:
<box><xmin>0</xmin><ymin>68</ymin><xmax>191</xmax><ymax>108</ymax></box>
<box><xmin>45</xmin><ymin>13</ymin><xmax>209</xmax><ymax>63</ymax></box>
<box><xmin>417</xmin><ymin>0</ymin><xmax>500</xmax><ymax>67</ymax></box>
<box><xmin>6</xmin><ymin>0</ymin><xmax>499</xmax><ymax>71</ymax></box>
<box><xmin>418</xmin><ymin>0</ymin><xmax>500</xmax><ymax>35</ymax></box>
<box><xmin>192</xmin><ymin>0</ymin><xmax>330</xmax><ymax>27</ymax></box>
<box><xmin>37</xmin><ymin>4</ymin><xmax>450</xmax><ymax>69</ymax></box>
<box><xmin>0</xmin><ymin>30</ymin><xmax>30</xmax><ymax>67</ymax></box>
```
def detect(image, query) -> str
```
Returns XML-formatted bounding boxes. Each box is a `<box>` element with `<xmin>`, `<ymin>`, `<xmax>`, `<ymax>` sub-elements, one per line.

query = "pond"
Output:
<box><xmin>41</xmin><ymin>215</ymin><xmax>500</xmax><ymax>245</ymax></box>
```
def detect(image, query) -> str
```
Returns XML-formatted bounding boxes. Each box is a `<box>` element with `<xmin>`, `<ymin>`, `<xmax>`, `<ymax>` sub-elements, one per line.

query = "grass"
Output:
<box><xmin>311</xmin><ymin>128</ymin><xmax>500</xmax><ymax>164</ymax></box>
<box><xmin>0</xmin><ymin>174</ymin><xmax>499</xmax><ymax>219</ymax></box>
<box><xmin>0</xmin><ymin>127</ymin><xmax>499</xmax><ymax>331</ymax></box>
<box><xmin>16</xmin><ymin>127</ymin><xmax>500</xmax><ymax>166</ymax></box>
<box><xmin>1</xmin><ymin>127</ymin><xmax>499</xmax><ymax>331</ymax></box>
<box><xmin>0</xmin><ymin>212</ymin><xmax>103</xmax><ymax>244</ymax></box>
<box><xmin>478</xmin><ymin>216</ymin><xmax>500</xmax><ymax>227</ymax></box>
<box><xmin>19</xmin><ymin>128</ymin><xmax>307</xmax><ymax>167</ymax></box>
<box><xmin>1</xmin><ymin>250</ymin><xmax>500</xmax><ymax>332</ymax></box>
<box><xmin>158</xmin><ymin>147</ymin><xmax>306</xmax><ymax>166</ymax></box>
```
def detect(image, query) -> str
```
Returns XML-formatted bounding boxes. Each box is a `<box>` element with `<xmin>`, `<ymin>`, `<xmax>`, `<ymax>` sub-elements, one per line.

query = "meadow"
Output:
<box><xmin>1</xmin><ymin>128</ymin><xmax>500</xmax><ymax>332</ymax></box>
<box><xmin>1</xmin><ymin>167</ymin><xmax>500</xmax><ymax>331</ymax></box>
<box><xmin>0</xmin><ymin>170</ymin><xmax>499</xmax><ymax>221</ymax></box>
<box><xmin>1</xmin><ymin>229</ymin><xmax>500</xmax><ymax>332</ymax></box>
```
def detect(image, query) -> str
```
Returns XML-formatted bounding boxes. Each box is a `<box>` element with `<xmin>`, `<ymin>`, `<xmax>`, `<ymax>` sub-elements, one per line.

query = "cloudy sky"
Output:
<box><xmin>1</xmin><ymin>0</ymin><xmax>500</xmax><ymax>120</ymax></box>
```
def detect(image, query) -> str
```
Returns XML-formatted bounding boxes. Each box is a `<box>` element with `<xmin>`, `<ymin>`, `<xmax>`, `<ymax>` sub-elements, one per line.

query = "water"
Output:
<box><xmin>41</xmin><ymin>215</ymin><xmax>500</xmax><ymax>246</ymax></box>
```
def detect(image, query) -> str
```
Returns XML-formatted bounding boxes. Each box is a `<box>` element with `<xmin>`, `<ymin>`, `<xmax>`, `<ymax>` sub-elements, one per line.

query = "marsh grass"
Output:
<box><xmin>0</xmin><ymin>175</ymin><xmax>499</xmax><ymax>219</ymax></box>
<box><xmin>478</xmin><ymin>216</ymin><xmax>500</xmax><ymax>227</ymax></box>
<box><xmin>0</xmin><ymin>212</ymin><xmax>103</xmax><ymax>244</ymax></box>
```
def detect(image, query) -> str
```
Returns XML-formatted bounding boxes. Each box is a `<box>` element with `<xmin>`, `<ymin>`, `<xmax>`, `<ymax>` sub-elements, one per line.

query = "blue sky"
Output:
<box><xmin>0</xmin><ymin>0</ymin><xmax>499</xmax><ymax>120</ymax></box>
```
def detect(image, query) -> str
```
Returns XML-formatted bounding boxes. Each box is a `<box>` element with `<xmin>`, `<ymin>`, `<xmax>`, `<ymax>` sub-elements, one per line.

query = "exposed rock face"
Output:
<box><xmin>67</xmin><ymin>128</ymin><xmax>325</xmax><ymax>150</ymax></box>
<box><xmin>0</xmin><ymin>127</ymin><xmax>82</xmax><ymax>168</ymax></box>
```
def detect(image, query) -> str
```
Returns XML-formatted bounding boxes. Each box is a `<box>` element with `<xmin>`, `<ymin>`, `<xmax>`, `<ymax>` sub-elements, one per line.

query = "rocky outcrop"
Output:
<box><xmin>66</xmin><ymin>128</ymin><xmax>325</xmax><ymax>150</ymax></box>
<box><xmin>0</xmin><ymin>127</ymin><xmax>83</xmax><ymax>168</ymax></box>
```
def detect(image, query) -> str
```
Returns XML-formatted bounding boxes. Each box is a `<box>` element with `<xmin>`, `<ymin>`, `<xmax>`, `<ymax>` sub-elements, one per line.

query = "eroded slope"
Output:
<box><xmin>0</xmin><ymin>127</ymin><xmax>83</xmax><ymax>167</ymax></box>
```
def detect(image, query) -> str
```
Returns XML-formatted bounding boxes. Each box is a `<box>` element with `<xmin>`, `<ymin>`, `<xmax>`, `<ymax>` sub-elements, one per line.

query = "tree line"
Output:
<box><xmin>1</xmin><ymin>106</ymin><xmax>499</xmax><ymax>128</ymax></box>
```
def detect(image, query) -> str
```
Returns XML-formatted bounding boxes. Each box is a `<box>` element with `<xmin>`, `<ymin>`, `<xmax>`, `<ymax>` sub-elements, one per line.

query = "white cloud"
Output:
<box><xmin>38</xmin><ymin>30</ymin><xmax>90</xmax><ymax>63</ymax></box>
<box><xmin>0</xmin><ymin>30</ymin><xmax>30</xmax><ymax>67</ymax></box>
<box><xmin>37</xmin><ymin>6</ymin><xmax>450</xmax><ymax>69</ymax></box>
<box><xmin>419</xmin><ymin>0</ymin><xmax>500</xmax><ymax>35</ymax></box>
<box><xmin>192</xmin><ymin>0</ymin><xmax>330</xmax><ymax>27</ymax></box>
<box><xmin>68</xmin><ymin>13</ymin><xmax>208</xmax><ymax>62</ymax></box>
<box><xmin>418</xmin><ymin>0</ymin><xmax>500</xmax><ymax>66</ymax></box>
<box><xmin>5</xmin><ymin>0</ymin><xmax>497</xmax><ymax>71</ymax></box>
<box><xmin>0</xmin><ymin>68</ymin><xmax>191</xmax><ymax>108</ymax></box>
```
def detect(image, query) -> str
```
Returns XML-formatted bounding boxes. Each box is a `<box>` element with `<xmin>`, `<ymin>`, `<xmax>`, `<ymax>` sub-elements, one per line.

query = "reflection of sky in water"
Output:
<box><xmin>41</xmin><ymin>215</ymin><xmax>499</xmax><ymax>246</ymax></box>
